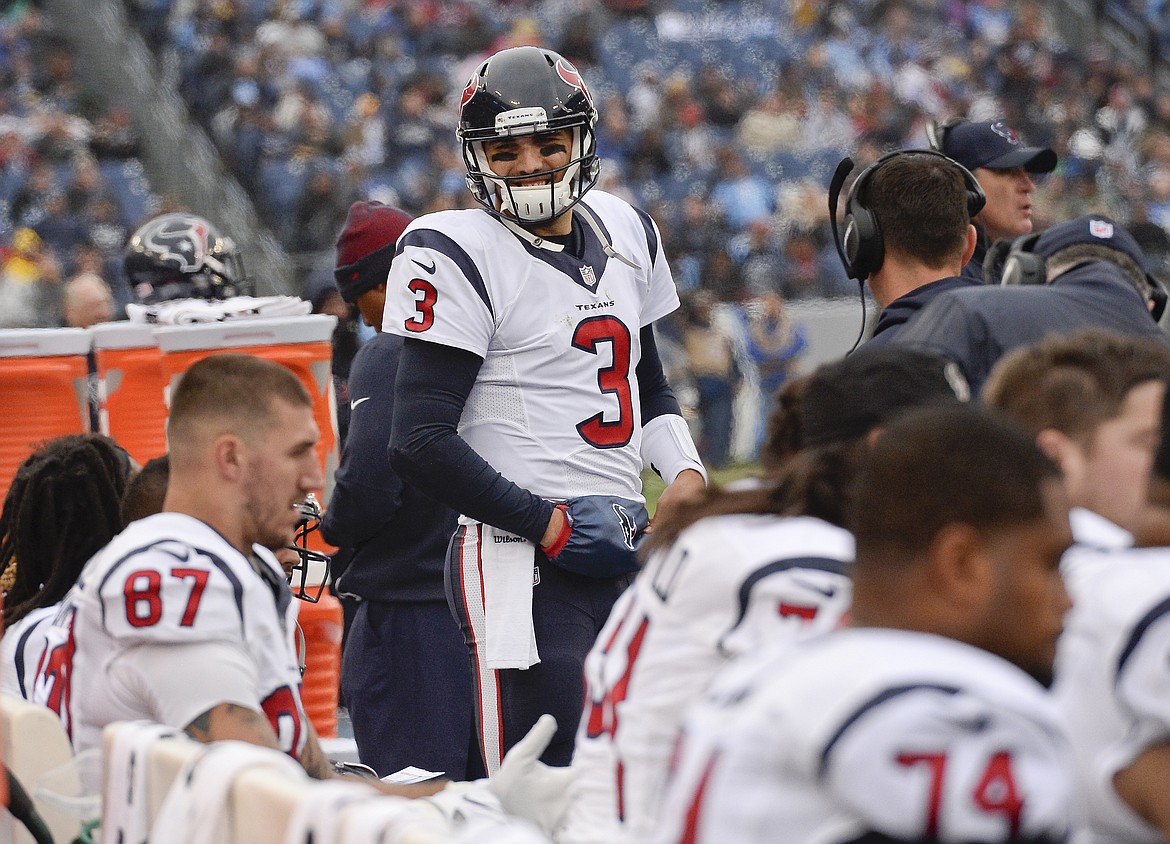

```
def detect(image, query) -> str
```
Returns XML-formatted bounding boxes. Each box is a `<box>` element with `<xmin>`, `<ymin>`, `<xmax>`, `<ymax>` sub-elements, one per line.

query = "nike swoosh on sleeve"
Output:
<box><xmin>412</xmin><ymin>257</ymin><xmax>437</xmax><ymax>274</ymax></box>
<box><xmin>350</xmin><ymin>396</ymin><xmax>371</xmax><ymax>410</ymax></box>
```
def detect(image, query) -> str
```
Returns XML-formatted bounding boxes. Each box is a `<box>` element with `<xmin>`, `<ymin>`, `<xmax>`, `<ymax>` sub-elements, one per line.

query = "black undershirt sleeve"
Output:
<box><xmin>388</xmin><ymin>338</ymin><xmax>554</xmax><ymax>543</ymax></box>
<box><xmin>389</xmin><ymin>324</ymin><xmax>679</xmax><ymax>543</ymax></box>
<box><xmin>637</xmin><ymin>323</ymin><xmax>683</xmax><ymax>421</ymax></box>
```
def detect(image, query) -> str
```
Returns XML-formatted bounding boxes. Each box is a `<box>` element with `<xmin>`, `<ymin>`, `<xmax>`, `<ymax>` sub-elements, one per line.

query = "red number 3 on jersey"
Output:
<box><xmin>405</xmin><ymin>279</ymin><xmax>437</xmax><ymax>332</ymax></box>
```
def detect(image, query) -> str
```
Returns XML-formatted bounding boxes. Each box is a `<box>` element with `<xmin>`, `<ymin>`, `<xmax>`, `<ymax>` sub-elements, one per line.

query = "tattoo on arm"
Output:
<box><xmin>185</xmin><ymin>709</ymin><xmax>213</xmax><ymax>740</ymax></box>
<box><xmin>298</xmin><ymin>719</ymin><xmax>335</xmax><ymax>780</ymax></box>
<box><xmin>184</xmin><ymin>703</ymin><xmax>281</xmax><ymax>750</ymax></box>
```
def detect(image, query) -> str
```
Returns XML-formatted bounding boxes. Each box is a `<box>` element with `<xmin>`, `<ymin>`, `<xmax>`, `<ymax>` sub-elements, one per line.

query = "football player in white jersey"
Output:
<box><xmin>0</xmin><ymin>434</ymin><xmax>132</xmax><ymax>700</ymax></box>
<box><xmin>654</xmin><ymin>405</ymin><xmax>1076</xmax><ymax>844</ymax></box>
<box><xmin>383</xmin><ymin>46</ymin><xmax>706</xmax><ymax>771</ymax></box>
<box><xmin>29</xmin><ymin>355</ymin><xmax>447</xmax><ymax>798</ymax></box>
<box><xmin>561</xmin><ymin>346</ymin><xmax>968</xmax><ymax>844</ymax></box>
<box><xmin>982</xmin><ymin>330</ymin><xmax>1170</xmax><ymax>841</ymax></box>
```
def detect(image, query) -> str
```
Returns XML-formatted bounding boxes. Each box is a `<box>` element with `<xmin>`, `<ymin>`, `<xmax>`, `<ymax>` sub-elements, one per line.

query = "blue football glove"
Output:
<box><xmin>540</xmin><ymin>495</ymin><xmax>649</xmax><ymax>578</ymax></box>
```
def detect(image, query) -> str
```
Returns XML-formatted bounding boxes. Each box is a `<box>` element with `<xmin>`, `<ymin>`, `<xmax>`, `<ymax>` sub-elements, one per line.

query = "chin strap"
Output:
<box><xmin>574</xmin><ymin>202</ymin><xmax>642</xmax><ymax>270</ymax></box>
<box><xmin>497</xmin><ymin>215</ymin><xmax>566</xmax><ymax>252</ymax></box>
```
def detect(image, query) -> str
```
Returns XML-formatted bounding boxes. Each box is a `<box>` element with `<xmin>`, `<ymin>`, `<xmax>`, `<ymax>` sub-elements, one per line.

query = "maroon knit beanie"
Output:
<box><xmin>333</xmin><ymin>201</ymin><xmax>414</xmax><ymax>303</ymax></box>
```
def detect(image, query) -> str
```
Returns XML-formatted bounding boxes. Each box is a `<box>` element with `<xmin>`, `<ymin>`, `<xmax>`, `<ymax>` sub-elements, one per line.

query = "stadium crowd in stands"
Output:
<box><xmin>11</xmin><ymin>5</ymin><xmax>1170</xmax><ymax>832</ymax></box>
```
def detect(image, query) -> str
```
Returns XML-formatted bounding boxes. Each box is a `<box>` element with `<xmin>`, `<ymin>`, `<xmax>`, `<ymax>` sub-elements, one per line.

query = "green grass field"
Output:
<box><xmin>642</xmin><ymin>463</ymin><xmax>758</xmax><ymax>516</ymax></box>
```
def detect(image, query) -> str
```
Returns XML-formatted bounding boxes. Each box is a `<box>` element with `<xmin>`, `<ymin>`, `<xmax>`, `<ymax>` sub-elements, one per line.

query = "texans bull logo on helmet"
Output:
<box><xmin>141</xmin><ymin>216</ymin><xmax>213</xmax><ymax>274</ymax></box>
<box><xmin>458</xmin><ymin>75</ymin><xmax>480</xmax><ymax>112</ymax></box>
<box><xmin>555</xmin><ymin>58</ymin><xmax>592</xmax><ymax>105</ymax></box>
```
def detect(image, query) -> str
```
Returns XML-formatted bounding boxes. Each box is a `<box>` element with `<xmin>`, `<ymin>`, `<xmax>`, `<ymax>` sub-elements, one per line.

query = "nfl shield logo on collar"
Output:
<box><xmin>1089</xmin><ymin>219</ymin><xmax>1114</xmax><ymax>239</ymax></box>
<box><xmin>579</xmin><ymin>264</ymin><xmax>598</xmax><ymax>292</ymax></box>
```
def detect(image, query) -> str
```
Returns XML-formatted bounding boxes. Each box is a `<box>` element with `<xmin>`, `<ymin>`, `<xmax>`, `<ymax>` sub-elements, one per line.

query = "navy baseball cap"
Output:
<box><xmin>1033</xmin><ymin>215</ymin><xmax>1148</xmax><ymax>270</ymax></box>
<box><xmin>941</xmin><ymin>120</ymin><xmax>1057</xmax><ymax>173</ymax></box>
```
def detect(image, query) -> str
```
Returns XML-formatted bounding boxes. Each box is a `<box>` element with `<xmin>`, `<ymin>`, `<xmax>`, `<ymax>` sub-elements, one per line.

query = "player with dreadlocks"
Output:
<box><xmin>0</xmin><ymin>434</ymin><xmax>133</xmax><ymax>699</ymax></box>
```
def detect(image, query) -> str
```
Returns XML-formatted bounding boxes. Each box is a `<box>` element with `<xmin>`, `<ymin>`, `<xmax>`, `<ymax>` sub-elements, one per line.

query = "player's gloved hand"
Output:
<box><xmin>419</xmin><ymin>780</ymin><xmax>507</xmax><ymax>826</ymax></box>
<box><xmin>540</xmin><ymin>495</ymin><xmax>649</xmax><ymax>577</ymax></box>
<box><xmin>485</xmin><ymin>714</ymin><xmax>573</xmax><ymax>836</ymax></box>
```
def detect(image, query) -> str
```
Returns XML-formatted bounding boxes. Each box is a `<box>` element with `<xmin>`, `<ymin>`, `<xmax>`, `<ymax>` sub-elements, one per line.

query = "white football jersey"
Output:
<box><xmin>382</xmin><ymin>193</ymin><xmax>680</xmax><ymax>500</ymax></box>
<box><xmin>654</xmin><ymin>629</ymin><xmax>1074</xmax><ymax>844</ymax></box>
<box><xmin>31</xmin><ymin>513</ymin><xmax>308</xmax><ymax>758</ymax></box>
<box><xmin>562</xmin><ymin>514</ymin><xmax>854</xmax><ymax>844</ymax></box>
<box><xmin>0</xmin><ymin>605</ymin><xmax>57</xmax><ymax>699</ymax></box>
<box><xmin>1054</xmin><ymin>544</ymin><xmax>1170</xmax><ymax>843</ymax></box>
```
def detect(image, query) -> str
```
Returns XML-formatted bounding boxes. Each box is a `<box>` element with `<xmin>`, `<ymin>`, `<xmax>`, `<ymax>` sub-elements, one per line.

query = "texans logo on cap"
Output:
<box><xmin>555</xmin><ymin>58</ymin><xmax>592</xmax><ymax>105</ymax></box>
<box><xmin>990</xmin><ymin>121</ymin><xmax>1020</xmax><ymax>144</ymax></box>
<box><xmin>1089</xmin><ymin>219</ymin><xmax>1115</xmax><ymax>239</ymax></box>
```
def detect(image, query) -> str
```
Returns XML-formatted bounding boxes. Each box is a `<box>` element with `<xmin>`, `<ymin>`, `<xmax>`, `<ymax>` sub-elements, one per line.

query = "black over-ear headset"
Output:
<box><xmin>984</xmin><ymin>230</ymin><xmax>1170</xmax><ymax>322</ymax></box>
<box><xmin>983</xmin><ymin>233</ymin><xmax>1044</xmax><ymax>286</ymax></box>
<box><xmin>828</xmin><ymin>149</ymin><xmax>986</xmax><ymax>281</ymax></box>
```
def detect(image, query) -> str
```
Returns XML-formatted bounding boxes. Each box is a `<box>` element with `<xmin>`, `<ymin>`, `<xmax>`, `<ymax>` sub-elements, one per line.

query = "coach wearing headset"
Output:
<box><xmin>928</xmin><ymin>118</ymin><xmax>1058</xmax><ymax>282</ymax></box>
<box><xmin>895</xmin><ymin>215</ymin><xmax>1170</xmax><ymax>395</ymax></box>
<box><xmin>828</xmin><ymin>150</ymin><xmax>984</xmax><ymax>347</ymax></box>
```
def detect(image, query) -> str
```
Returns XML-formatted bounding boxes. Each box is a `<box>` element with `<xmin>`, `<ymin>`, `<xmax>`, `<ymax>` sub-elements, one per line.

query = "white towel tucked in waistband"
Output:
<box><xmin>456</xmin><ymin>517</ymin><xmax>540</xmax><ymax>670</ymax></box>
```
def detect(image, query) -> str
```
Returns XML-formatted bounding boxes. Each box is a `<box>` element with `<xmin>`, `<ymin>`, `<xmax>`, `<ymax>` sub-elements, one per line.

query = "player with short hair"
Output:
<box><xmin>981</xmin><ymin>330</ymin><xmax>1170</xmax><ymax>842</ymax></box>
<box><xmin>384</xmin><ymin>46</ymin><xmax>706</xmax><ymax>770</ymax></box>
<box><xmin>31</xmin><ymin>354</ymin><xmax>338</xmax><ymax>769</ymax></box>
<box><xmin>560</xmin><ymin>346</ymin><xmax>966</xmax><ymax>844</ymax></box>
<box><xmin>982</xmin><ymin>328</ymin><xmax>1170</xmax><ymax>540</ymax></box>
<box><xmin>653</xmin><ymin>405</ymin><xmax>1075</xmax><ymax>844</ymax></box>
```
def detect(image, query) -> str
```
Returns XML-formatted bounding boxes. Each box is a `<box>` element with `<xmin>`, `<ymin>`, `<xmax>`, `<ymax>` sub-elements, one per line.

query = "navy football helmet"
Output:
<box><xmin>123</xmin><ymin>212</ymin><xmax>248</xmax><ymax>303</ymax></box>
<box><xmin>457</xmin><ymin>46</ymin><xmax>600</xmax><ymax>225</ymax></box>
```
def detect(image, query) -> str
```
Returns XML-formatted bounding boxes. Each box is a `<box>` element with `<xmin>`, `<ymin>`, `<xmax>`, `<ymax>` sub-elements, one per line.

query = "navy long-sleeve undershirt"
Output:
<box><xmin>388</xmin><ymin>324</ymin><xmax>681</xmax><ymax>544</ymax></box>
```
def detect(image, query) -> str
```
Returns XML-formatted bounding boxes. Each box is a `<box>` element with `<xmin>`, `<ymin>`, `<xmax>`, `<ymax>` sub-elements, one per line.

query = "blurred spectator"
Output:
<box><xmin>0</xmin><ymin>227</ymin><xmax>62</xmax><ymax>327</ymax></box>
<box><xmin>61</xmin><ymin>272</ymin><xmax>115</xmax><ymax>328</ymax></box>
<box><xmin>710</xmin><ymin>146</ymin><xmax>774</xmax><ymax>230</ymax></box>
<box><xmin>728</xmin><ymin>219</ymin><xmax>784</xmax><ymax>297</ymax></box>
<box><xmin>745</xmin><ymin>291</ymin><xmax>807</xmax><ymax>454</ymax></box>
<box><xmin>292</xmin><ymin>165</ymin><xmax>351</xmax><ymax>254</ymax></box>
<box><xmin>680</xmin><ymin>291</ymin><xmax>744</xmax><ymax>468</ymax></box>
<box><xmin>307</xmin><ymin>274</ymin><xmax>362</xmax><ymax>444</ymax></box>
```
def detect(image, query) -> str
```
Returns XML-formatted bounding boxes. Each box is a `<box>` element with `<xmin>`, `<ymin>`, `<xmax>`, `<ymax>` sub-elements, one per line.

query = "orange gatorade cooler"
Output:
<box><xmin>297</xmin><ymin>590</ymin><xmax>344</xmax><ymax>738</ymax></box>
<box><xmin>152</xmin><ymin>315</ymin><xmax>340</xmax><ymax>502</ymax></box>
<box><xmin>91</xmin><ymin>322</ymin><xmax>168</xmax><ymax>466</ymax></box>
<box><xmin>0</xmin><ymin>328</ymin><xmax>92</xmax><ymax>500</ymax></box>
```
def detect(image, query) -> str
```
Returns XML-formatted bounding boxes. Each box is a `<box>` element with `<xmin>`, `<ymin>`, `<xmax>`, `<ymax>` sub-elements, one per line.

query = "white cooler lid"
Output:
<box><xmin>90</xmin><ymin>321</ymin><xmax>157</xmax><ymax>350</ymax></box>
<box><xmin>152</xmin><ymin>315</ymin><xmax>338</xmax><ymax>352</ymax></box>
<box><xmin>0</xmin><ymin>327</ymin><xmax>91</xmax><ymax>358</ymax></box>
